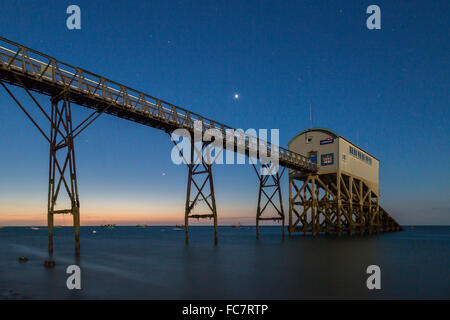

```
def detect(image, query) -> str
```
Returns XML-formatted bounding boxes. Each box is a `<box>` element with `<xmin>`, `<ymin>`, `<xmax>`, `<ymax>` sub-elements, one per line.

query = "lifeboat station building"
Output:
<box><xmin>287</xmin><ymin>128</ymin><xmax>402</xmax><ymax>236</ymax></box>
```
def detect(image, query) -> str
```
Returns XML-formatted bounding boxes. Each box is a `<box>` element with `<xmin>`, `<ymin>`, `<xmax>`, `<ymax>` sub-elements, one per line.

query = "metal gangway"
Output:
<box><xmin>0</xmin><ymin>36</ymin><xmax>316</xmax><ymax>253</ymax></box>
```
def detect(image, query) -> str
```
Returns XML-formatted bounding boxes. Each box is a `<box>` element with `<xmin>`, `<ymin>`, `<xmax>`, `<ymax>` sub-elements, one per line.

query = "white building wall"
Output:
<box><xmin>339</xmin><ymin>139</ymin><xmax>379</xmax><ymax>194</ymax></box>
<box><xmin>288</xmin><ymin>130</ymin><xmax>339</xmax><ymax>174</ymax></box>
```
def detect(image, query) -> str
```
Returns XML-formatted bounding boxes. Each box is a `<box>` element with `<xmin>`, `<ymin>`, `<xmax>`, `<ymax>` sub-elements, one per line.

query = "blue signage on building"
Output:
<box><xmin>320</xmin><ymin>137</ymin><xmax>334</xmax><ymax>145</ymax></box>
<box><xmin>321</xmin><ymin>153</ymin><xmax>334</xmax><ymax>166</ymax></box>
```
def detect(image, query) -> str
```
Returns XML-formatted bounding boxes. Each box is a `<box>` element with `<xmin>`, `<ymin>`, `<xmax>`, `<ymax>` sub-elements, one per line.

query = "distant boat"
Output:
<box><xmin>232</xmin><ymin>222</ymin><xmax>242</xmax><ymax>228</ymax></box>
<box><xmin>172</xmin><ymin>227</ymin><xmax>183</xmax><ymax>231</ymax></box>
<box><xmin>175</xmin><ymin>224</ymin><xmax>185</xmax><ymax>229</ymax></box>
<box><xmin>54</xmin><ymin>225</ymin><xmax>62</xmax><ymax>228</ymax></box>
<box><xmin>92</xmin><ymin>230</ymin><xmax>97</xmax><ymax>234</ymax></box>
<box><xmin>29</xmin><ymin>227</ymin><xmax>40</xmax><ymax>230</ymax></box>
<box><xmin>137</xmin><ymin>224</ymin><xmax>148</xmax><ymax>228</ymax></box>
<box><xmin>101</xmin><ymin>224</ymin><xmax>116</xmax><ymax>229</ymax></box>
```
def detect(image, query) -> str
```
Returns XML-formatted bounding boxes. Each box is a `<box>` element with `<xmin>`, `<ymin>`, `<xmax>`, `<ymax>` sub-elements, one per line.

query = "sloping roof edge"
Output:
<box><xmin>287</xmin><ymin>128</ymin><xmax>340</xmax><ymax>146</ymax></box>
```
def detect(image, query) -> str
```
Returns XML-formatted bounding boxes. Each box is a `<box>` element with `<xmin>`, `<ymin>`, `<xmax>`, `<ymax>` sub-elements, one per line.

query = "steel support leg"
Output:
<box><xmin>179</xmin><ymin>136</ymin><xmax>218</xmax><ymax>245</ymax></box>
<box><xmin>253</xmin><ymin>164</ymin><xmax>285</xmax><ymax>239</ymax></box>
<box><xmin>1</xmin><ymin>83</ymin><xmax>100</xmax><ymax>254</ymax></box>
<box><xmin>48</xmin><ymin>96</ymin><xmax>81</xmax><ymax>254</ymax></box>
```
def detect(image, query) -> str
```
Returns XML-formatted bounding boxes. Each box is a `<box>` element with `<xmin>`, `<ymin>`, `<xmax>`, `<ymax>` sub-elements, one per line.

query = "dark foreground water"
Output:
<box><xmin>0</xmin><ymin>226</ymin><xmax>448</xmax><ymax>299</ymax></box>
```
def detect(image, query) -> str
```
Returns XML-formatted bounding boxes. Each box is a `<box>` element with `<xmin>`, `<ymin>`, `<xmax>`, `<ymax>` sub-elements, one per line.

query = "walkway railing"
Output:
<box><xmin>0</xmin><ymin>36</ymin><xmax>316</xmax><ymax>172</ymax></box>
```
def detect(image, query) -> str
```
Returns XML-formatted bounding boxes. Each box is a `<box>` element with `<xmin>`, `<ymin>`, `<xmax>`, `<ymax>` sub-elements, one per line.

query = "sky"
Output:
<box><xmin>0</xmin><ymin>0</ymin><xmax>448</xmax><ymax>225</ymax></box>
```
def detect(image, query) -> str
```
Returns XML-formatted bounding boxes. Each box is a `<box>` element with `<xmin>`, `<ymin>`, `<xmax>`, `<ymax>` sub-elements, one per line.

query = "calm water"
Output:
<box><xmin>0</xmin><ymin>226</ymin><xmax>448</xmax><ymax>299</ymax></box>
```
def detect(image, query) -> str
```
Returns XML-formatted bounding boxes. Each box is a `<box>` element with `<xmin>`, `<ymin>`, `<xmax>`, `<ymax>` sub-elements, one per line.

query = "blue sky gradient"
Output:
<box><xmin>0</xmin><ymin>0</ymin><xmax>448</xmax><ymax>225</ymax></box>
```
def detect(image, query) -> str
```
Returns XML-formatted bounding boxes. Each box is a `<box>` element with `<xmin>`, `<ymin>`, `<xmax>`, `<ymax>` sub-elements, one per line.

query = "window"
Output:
<box><xmin>349</xmin><ymin>146</ymin><xmax>372</xmax><ymax>166</ymax></box>
<box><xmin>308</xmin><ymin>151</ymin><xmax>317</xmax><ymax>163</ymax></box>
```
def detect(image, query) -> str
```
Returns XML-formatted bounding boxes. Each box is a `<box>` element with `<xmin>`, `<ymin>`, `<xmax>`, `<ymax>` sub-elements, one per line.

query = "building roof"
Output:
<box><xmin>288</xmin><ymin>128</ymin><xmax>340</xmax><ymax>146</ymax></box>
<box><xmin>287</xmin><ymin>127</ymin><xmax>379</xmax><ymax>161</ymax></box>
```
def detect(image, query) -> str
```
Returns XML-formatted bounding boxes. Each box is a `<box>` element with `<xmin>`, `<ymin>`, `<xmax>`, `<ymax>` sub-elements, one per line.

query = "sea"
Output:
<box><xmin>0</xmin><ymin>226</ymin><xmax>448</xmax><ymax>299</ymax></box>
